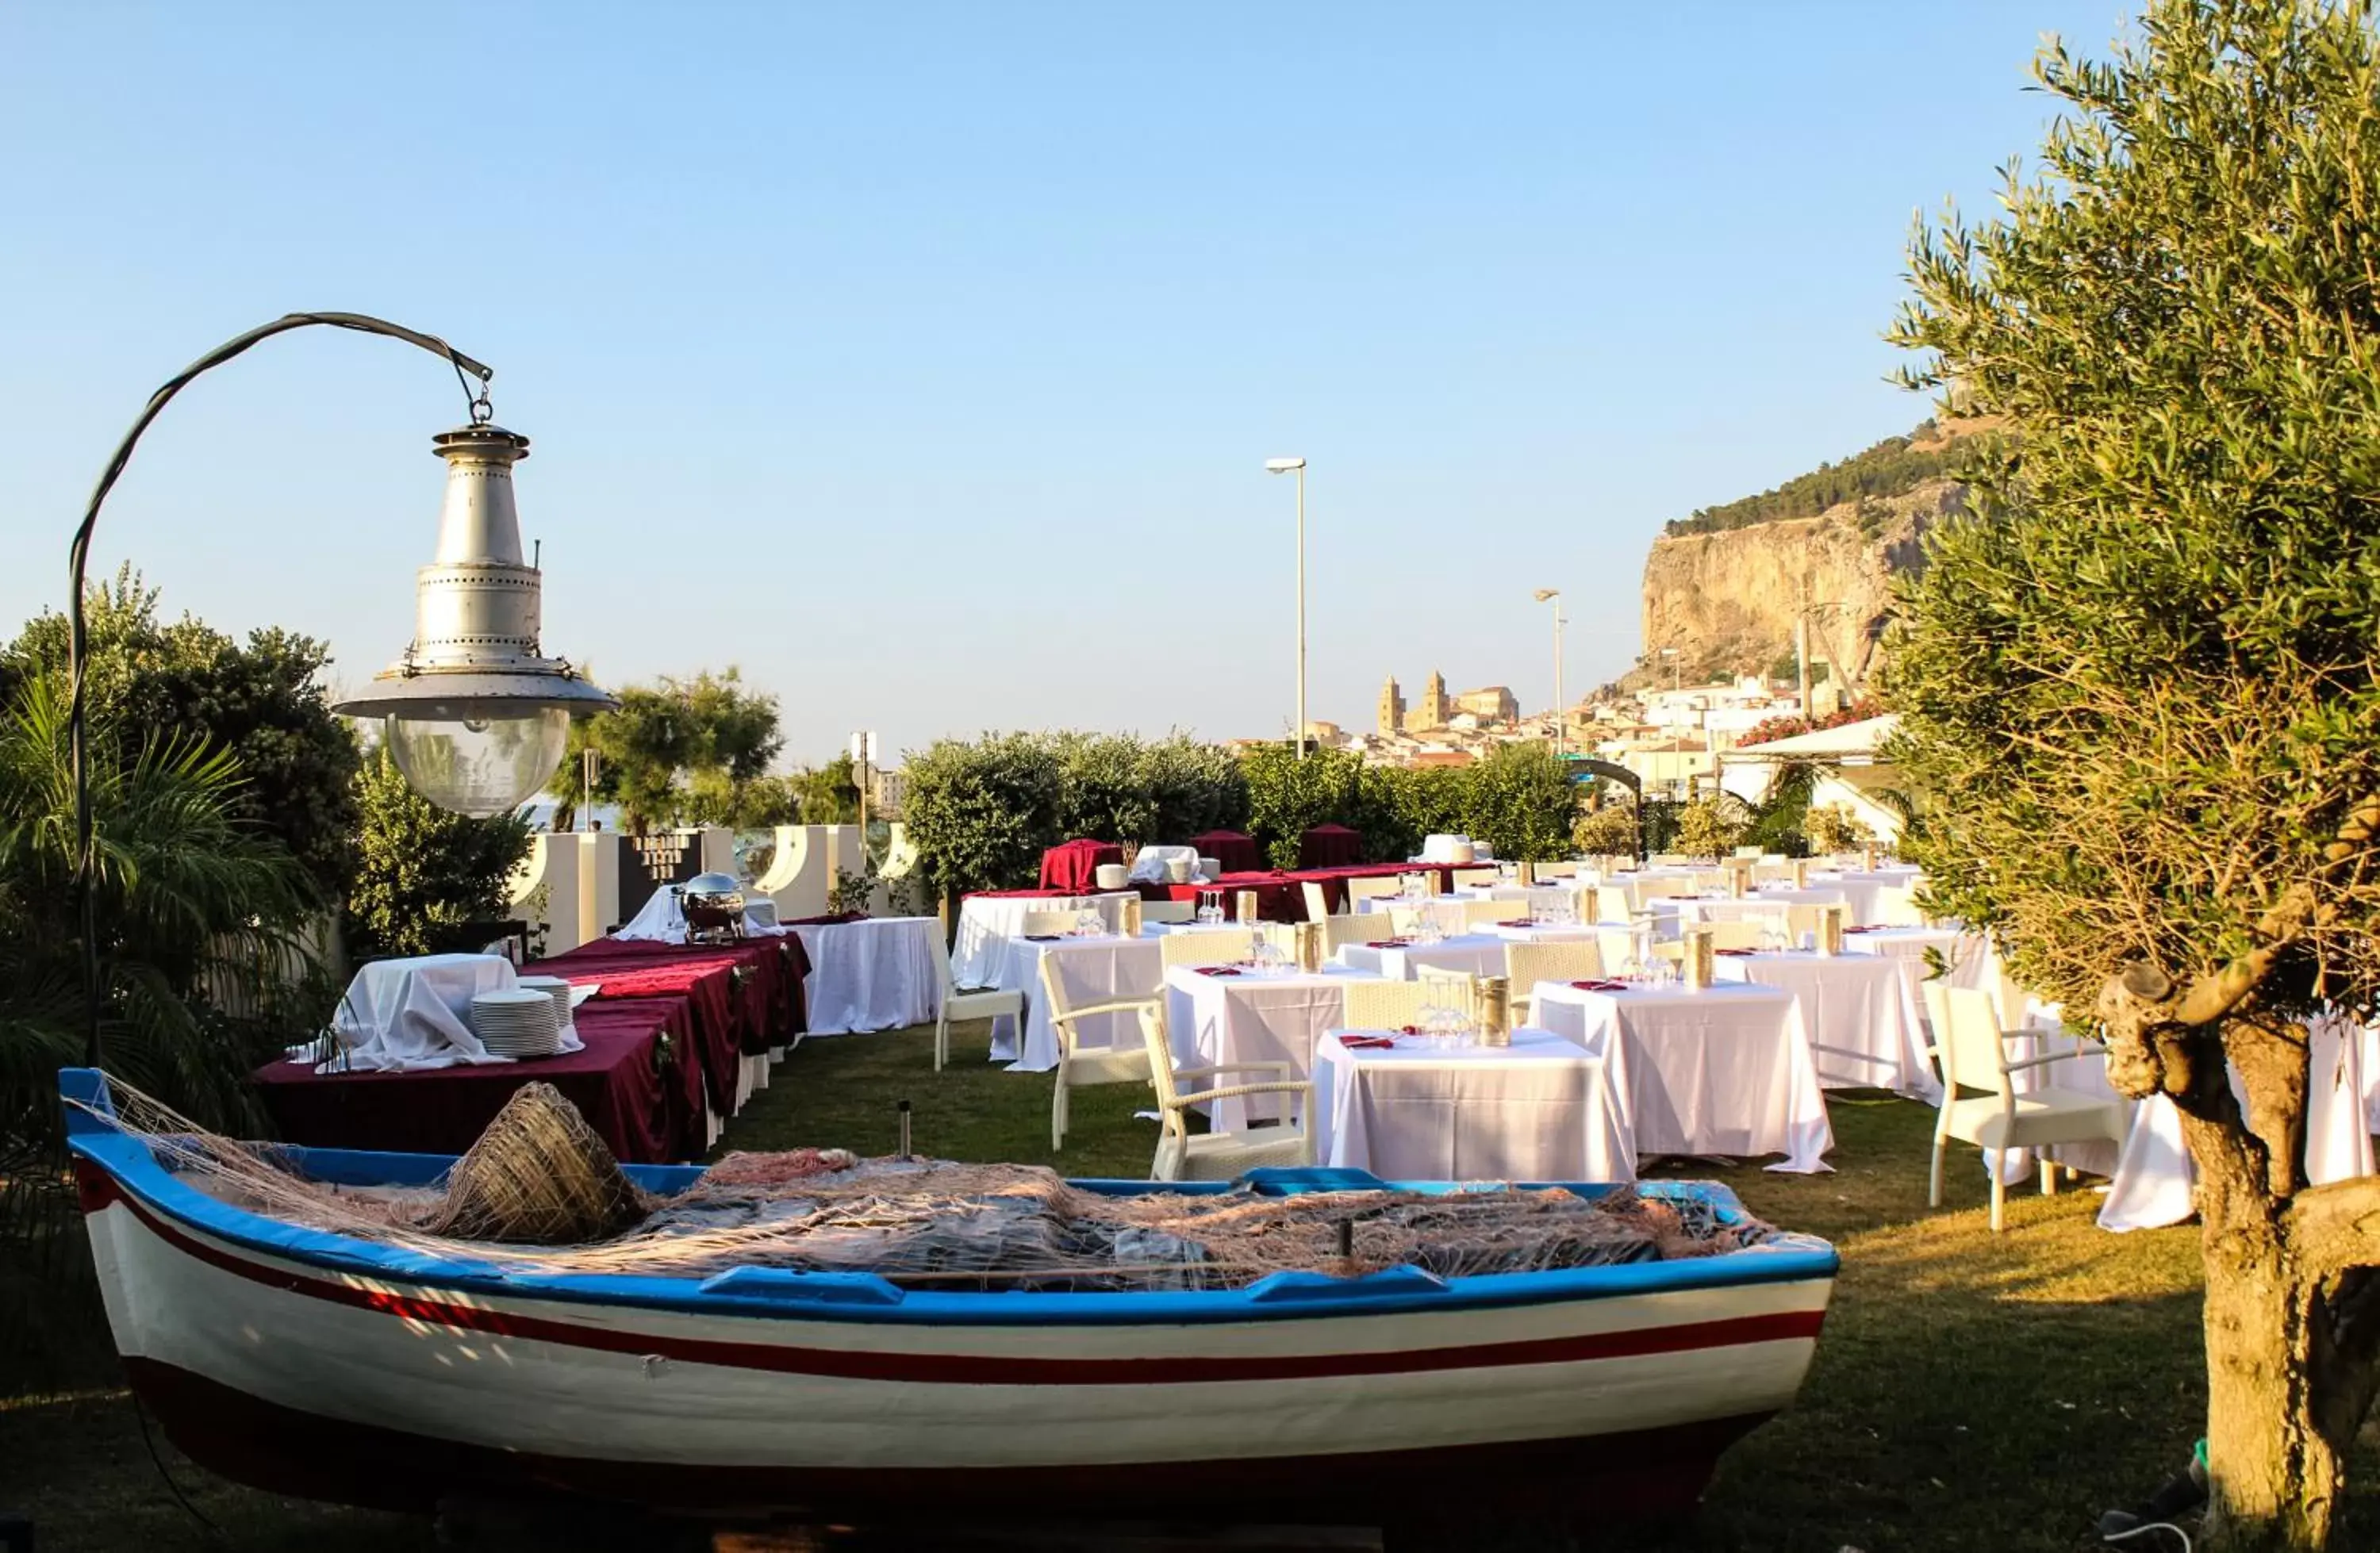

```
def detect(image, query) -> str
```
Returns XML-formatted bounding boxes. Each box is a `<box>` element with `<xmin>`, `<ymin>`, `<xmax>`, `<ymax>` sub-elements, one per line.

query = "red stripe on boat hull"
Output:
<box><xmin>122</xmin><ymin>1356</ymin><xmax>1771</xmax><ymax>1524</ymax></box>
<box><xmin>93</xmin><ymin>1177</ymin><xmax>1828</xmax><ymax>1384</ymax></box>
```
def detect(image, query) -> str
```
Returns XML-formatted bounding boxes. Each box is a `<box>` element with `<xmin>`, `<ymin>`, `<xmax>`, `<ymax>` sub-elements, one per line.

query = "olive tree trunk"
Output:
<box><xmin>2190</xmin><ymin>1123</ymin><xmax>2368</xmax><ymax>1551</ymax></box>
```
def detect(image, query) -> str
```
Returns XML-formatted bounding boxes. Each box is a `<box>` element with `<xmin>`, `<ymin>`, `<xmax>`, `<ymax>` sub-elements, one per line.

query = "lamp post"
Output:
<box><xmin>67</xmin><ymin>312</ymin><xmax>616</xmax><ymax>1067</ymax></box>
<box><xmin>1265</xmin><ymin>457</ymin><xmax>1307</xmax><ymax>757</ymax></box>
<box><xmin>1660</xmin><ymin>646</ymin><xmax>1681</xmax><ymax>692</ymax></box>
<box><xmin>1533</xmin><ymin>588</ymin><xmax>1564</xmax><ymax>760</ymax></box>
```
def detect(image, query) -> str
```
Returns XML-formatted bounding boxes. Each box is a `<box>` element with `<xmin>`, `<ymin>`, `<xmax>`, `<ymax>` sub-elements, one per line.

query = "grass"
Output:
<box><xmin>6</xmin><ymin>1018</ymin><xmax>2378</xmax><ymax>1551</ymax></box>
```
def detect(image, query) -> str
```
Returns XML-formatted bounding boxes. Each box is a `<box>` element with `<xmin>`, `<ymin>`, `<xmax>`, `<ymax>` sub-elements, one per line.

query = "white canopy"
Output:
<box><xmin>1727</xmin><ymin>713</ymin><xmax>1900</xmax><ymax>763</ymax></box>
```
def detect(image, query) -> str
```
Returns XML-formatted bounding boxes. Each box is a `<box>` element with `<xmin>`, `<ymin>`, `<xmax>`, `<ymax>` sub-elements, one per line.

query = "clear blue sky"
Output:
<box><xmin>0</xmin><ymin>1</ymin><xmax>2130</xmax><ymax>768</ymax></box>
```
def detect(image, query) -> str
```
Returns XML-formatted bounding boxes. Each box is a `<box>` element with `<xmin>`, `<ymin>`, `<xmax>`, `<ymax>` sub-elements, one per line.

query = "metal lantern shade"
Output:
<box><xmin>332</xmin><ymin>424</ymin><xmax>616</xmax><ymax>815</ymax></box>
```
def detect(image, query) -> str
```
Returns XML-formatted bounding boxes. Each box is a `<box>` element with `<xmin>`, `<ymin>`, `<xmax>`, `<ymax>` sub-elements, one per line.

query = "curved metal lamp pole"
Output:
<box><xmin>68</xmin><ymin>313</ymin><xmax>494</xmax><ymax>1068</ymax></box>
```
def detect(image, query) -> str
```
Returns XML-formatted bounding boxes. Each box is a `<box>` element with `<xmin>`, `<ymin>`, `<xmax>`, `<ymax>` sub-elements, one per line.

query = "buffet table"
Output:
<box><xmin>253</xmin><ymin>995</ymin><xmax>704</xmax><ymax>1164</ymax></box>
<box><xmin>529</xmin><ymin>936</ymin><xmax>804</xmax><ymax>1122</ymax></box>
<box><xmin>1531</xmin><ymin>980</ymin><xmax>1833</xmax><ymax>1173</ymax></box>
<box><xmin>1311</xmin><ymin>1026</ymin><xmax>1632</xmax><ymax>1183</ymax></box>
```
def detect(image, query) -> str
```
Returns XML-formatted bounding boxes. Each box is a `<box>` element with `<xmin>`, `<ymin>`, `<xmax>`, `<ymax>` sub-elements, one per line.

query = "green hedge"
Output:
<box><xmin>904</xmin><ymin>734</ymin><xmax>1582</xmax><ymax>895</ymax></box>
<box><xmin>902</xmin><ymin>732</ymin><xmax>1248</xmax><ymax>897</ymax></box>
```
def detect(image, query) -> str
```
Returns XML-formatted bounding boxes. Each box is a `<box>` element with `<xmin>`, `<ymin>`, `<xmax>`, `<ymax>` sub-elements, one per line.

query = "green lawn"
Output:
<box><xmin>6</xmin><ymin>1018</ymin><xmax>2377</xmax><ymax>1551</ymax></box>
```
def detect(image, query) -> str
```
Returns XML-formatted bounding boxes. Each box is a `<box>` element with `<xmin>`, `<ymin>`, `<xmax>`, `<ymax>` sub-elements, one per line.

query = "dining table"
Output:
<box><xmin>1310</xmin><ymin>1026</ymin><xmax>1633</xmax><ymax>1183</ymax></box>
<box><xmin>1712</xmin><ymin>948</ymin><xmax>1937</xmax><ymax>1098</ymax></box>
<box><xmin>1530</xmin><ymin>978</ymin><xmax>1833</xmax><ymax>1172</ymax></box>
<box><xmin>950</xmin><ymin>890</ymin><xmax>1140</xmax><ymax>987</ymax></box>
<box><xmin>990</xmin><ymin>932</ymin><xmax>1165</xmax><ymax>1071</ymax></box>
<box><xmin>1161</xmin><ymin>962</ymin><xmax>1378</xmax><ymax>1132</ymax></box>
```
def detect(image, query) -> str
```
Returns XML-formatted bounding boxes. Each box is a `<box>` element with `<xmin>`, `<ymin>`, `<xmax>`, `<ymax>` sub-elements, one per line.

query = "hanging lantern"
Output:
<box><xmin>332</xmin><ymin>422</ymin><xmax>616</xmax><ymax>815</ymax></box>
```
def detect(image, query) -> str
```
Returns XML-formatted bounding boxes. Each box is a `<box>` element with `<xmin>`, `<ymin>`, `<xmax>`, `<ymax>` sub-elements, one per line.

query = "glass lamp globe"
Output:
<box><xmin>332</xmin><ymin>421</ymin><xmax>615</xmax><ymax>814</ymax></box>
<box><xmin>384</xmin><ymin>707</ymin><xmax>572</xmax><ymax>818</ymax></box>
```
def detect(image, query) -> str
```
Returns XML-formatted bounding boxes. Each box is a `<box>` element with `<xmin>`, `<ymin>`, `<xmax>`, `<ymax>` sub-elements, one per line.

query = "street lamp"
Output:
<box><xmin>331</xmin><ymin>420</ymin><xmax>618</xmax><ymax>815</ymax></box>
<box><xmin>1265</xmin><ymin>456</ymin><xmax>1307</xmax><ymax>757</ymax></box>
<box><xmin>1533</xmin><ymin>588</ymin><xmax>1564</xmax><ymax>760</ymax></box>
<box><xmin>66</xmin><ymin>312</ymin><xmax>617</xmax><ymax>1064</ymax></box>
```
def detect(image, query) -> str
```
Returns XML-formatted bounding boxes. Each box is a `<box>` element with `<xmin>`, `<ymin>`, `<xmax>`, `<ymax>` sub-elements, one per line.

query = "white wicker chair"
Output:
<box><xmin>1318</xmin><ymin>915</ymin><xmax>1376</xmax><ymax>957</ymax></box>
<box><xmin>1703</xmin><ymin>918</ymin><xmax>1768</xmax><ymax>951</ymax></box>
<box><xmin>1158</xmin><ymin>931</ymin><xmax>1246</xmax><ymax>970</ymax></box>
<box><xmin>1504</xmin><ymin>940</ymin><xmax>1604</xmax><ymax>1024</ymax></box>
<box><xmin>1345</xmin><ymin>876</ymin><xmax>1406</xmax><ymax>905</ymax></box>
<box><xmin>1137</xmin><ymin>1002</ymin><xmax>1313</xmax><ymax>1181</ymax></box>
<box><xmin>1140</xmin><ymin>899</ymin><xmax>1195</xmax><ymax>923</ymax></box>
<box><xmin>1039</xmin><ymin>957</ymin><xmax>1156</xmax><ymax>1151</ymax></box>
<box><xmin>1301</xmin><ymin>881</ymin><xmax>1334</xmax><ymax>922</ymax></box>
<box><xmin>1341</xmin><ymin>978</ymin><xmax>1436</xmax><ymax>1031</ymax></box>
<box><xmin>1923</xmin><ymin>984</ymin><xmax>2125</xmax><ymax>1232</ymax></box>
<box><xmin>1443</xmin><ymin>898</ymin><xmax>1512</xmax><ymax>931</ymax></box>
<box><xmin>1450</xmin><ymin>866</ymin><xmax>1499</xmax><ymax>890</ymax></box>
<box><xmin>929</xmin><ymin>929</ymin><xmax>1024</xmax><ymax>1072</ymax></box>
<box><xmin>1020</xmin><ymin>908</ymin><xmax>1085</xmax><ymax>938</ymax></box>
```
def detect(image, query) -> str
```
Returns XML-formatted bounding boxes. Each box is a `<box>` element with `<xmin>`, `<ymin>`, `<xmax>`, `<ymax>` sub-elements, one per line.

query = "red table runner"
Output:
<box><xmin>251</xmin><ymin>996</ymin><xmax>701</xmax><ymax>1164</ymax></box>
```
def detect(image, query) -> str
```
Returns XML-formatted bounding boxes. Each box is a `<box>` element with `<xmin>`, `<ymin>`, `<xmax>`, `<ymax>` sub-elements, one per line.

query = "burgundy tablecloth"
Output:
<box><xmin>527</xmin><ymin>938</ymin><xmax>804</xmax><ymax>1114</ymax></box>
<box><xmin>1150</xmin><ymin>861</ymin><xmax>1479</xmax><ymax>921</ymax></box>
<box><xmin>1189</xmin><ymin>830</ymin><xmax>1264</xmax><ymax>873</ymax></box>
<box><xmin>1298</xmin><ymin>824</ymin><xmax>1364</xmax><ymax>869</ymax></box>
<box><xmin>251</xmin><ymin>996</ymin><xmax>700</xmax><ymax>1164</ymax></box>
<box><xmin>1038</xmin><ymin>838</ymin><xmax>1123</xmax><ymax>892</ymax></box>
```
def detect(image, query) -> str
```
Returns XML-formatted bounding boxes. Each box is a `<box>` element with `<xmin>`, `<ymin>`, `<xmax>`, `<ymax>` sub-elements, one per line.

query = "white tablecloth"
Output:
<box><xmin>1713</xmin><ymin>950</ymin><xmax>1937</xmax><ymax>1099</ymax></box>
<box><xmin>991</xmin><ymin>934</ymin><xmax>1165</xmax><ymax>1072</ymax></box>
<box><xmin>613</xmin><ymin>888</ymin><xmax>789</xmax><ymax>944</ymax></box>
<box><xmin>2098</xmin><ymin>1010</ymin><xmax>2374</xmax><ymax>1231</ymax></box>
<box><xmin>1163</xmin><ymin>964</ymin><xmax>1374</xmax><ymax>1132</ymax></box>
<box><xmin>1311</xmin><ymin>1026</ymin><xmax>1633</xmax><ymax>1183</ymax></box>
<box><xmin>791</xmin><ymin>916</ymin><xmax>942</xmax><ymax>1034</ymax></box>
<box><xmin>1336</xmin><ymin>934</ymin><xmax>1509</xmax><ymax>981</ymax></box>
<box><xmin>1649</xmin><ymin>896</ymin><xmax>1794</xmax><ymax>940</ymax></box>
<box><xmin>1532</xmin><ymin>980</ymin><xmax>1834</xmax><ymax>1172</ymax></box>
<box><xmin>950</xmin><ymin>893</ymin><xmax>1138</xmax><ymax>987</ymax></box>
<box><xmin>1841</xmin><ymin>926</ymin><xmax>1996</xmax><ymax>1019</ymax></box>
<box><xmin>1814</xmin><ymin>868</ymin><xmax>1924</xmax><ymax>924</ymax></box>
<box><xmin>312</xmin><ymin>953</ymin><xmax>524</xmax><ymax>1072</ymax></box>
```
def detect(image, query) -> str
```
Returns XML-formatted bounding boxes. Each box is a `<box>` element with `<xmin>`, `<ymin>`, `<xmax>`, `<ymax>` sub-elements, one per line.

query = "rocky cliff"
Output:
<box><xmin>1636</xmin><ymin>420</ymin><xmax>1986</xmax><ymax>689</ymax></box>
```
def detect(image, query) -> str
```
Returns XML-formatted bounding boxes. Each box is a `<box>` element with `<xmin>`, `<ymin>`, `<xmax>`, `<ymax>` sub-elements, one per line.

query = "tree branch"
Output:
<box><xmin>2288</xmin><ymin>1175</ymin><xmax>2380</xmax><ymax>1283</ymax></box>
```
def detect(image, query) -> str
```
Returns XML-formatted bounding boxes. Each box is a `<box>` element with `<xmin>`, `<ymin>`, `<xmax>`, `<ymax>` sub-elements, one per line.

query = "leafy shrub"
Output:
<box><xmin>347</xmin><ymin>748</ymin><xmax>535</xmax><ymax>957</ymax></box>
<box><xmin>1572</xmin><ymin>803</ymin><xmax>1641</xmax><ymax>857</ymax></box>
<box><xmin>1802</xmin><ymin>803</ymin><xmax>1873</xmax><ymax>856</ymax></box>
<box><xmin>1672</xmin><ymin>798</ymin><xmax>1744</xmax><ymax>861</ymax></box>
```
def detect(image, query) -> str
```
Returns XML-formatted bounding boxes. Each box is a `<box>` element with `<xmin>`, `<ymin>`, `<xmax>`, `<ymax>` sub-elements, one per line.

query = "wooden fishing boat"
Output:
<box><xmin>61</xmin><ymin>1068</ymin><xmax>1836</xmax><ymax>1529</ymax></box>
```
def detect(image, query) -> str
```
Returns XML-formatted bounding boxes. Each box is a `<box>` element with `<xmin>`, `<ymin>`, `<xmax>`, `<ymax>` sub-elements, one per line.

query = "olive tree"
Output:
<box><xmin>1887</xmin><ymin>3</ymin><xmax>2380</xmax><ymax>1544</ymax></box>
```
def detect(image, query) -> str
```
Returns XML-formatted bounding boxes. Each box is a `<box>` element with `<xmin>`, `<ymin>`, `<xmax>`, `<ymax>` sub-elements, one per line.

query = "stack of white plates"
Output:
<box><xmin>469</xmin><ymin>989</ymin><xmax>562</xmax><ymax>1059</ymax></box>
<box><xmin>515</xmin><ymin>975</ymin><xmax>578</xmax><ymax>1038</ymax></box>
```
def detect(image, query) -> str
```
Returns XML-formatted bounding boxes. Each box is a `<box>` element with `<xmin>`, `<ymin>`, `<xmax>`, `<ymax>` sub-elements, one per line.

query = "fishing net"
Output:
<box><xmin>77</xmin><ymin>1077</ymin><xmax>1788</xmax><ymax>1292</ymax></box>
